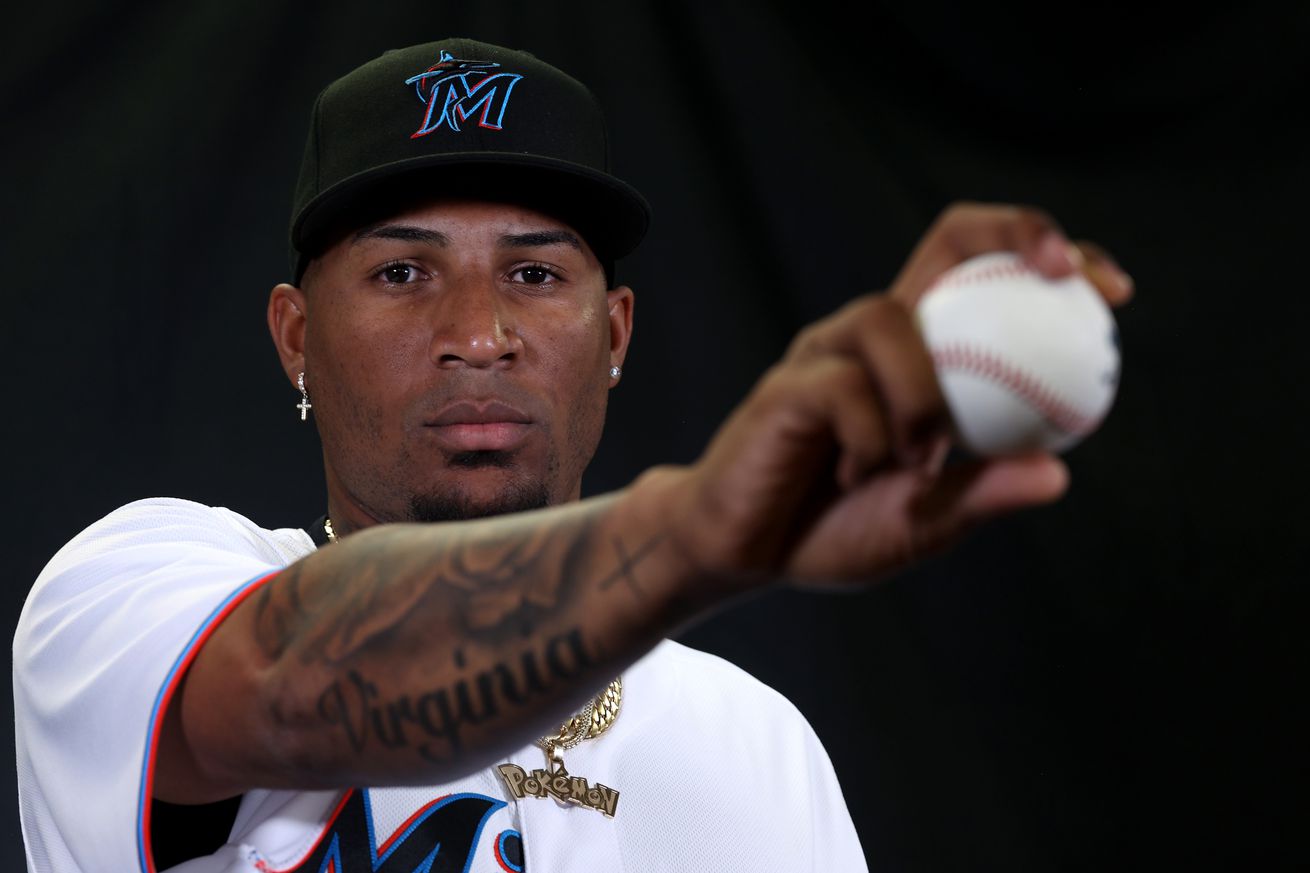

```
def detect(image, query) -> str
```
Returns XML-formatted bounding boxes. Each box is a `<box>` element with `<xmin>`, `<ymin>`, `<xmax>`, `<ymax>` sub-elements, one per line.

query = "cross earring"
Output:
<box><xmin>297</xmin><ymin>372</ymin><xmax>312</xmax><ymax>420</ymax></box>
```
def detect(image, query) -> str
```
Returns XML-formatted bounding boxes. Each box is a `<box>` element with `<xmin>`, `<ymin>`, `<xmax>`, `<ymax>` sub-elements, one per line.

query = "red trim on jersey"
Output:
<box><xmin>376</xmin><ymin>794</ymin><xmax>451</xmax><ymax>856</ymax></box>
<box><xmin>139</xmin><ymin>568</ymin><xmax>282</xmax><ymax>872</ymax></box>
<box><xmin>255</xmin><ymin>790</ymin><xmax>355</xmax><ymax>873</ymax></box>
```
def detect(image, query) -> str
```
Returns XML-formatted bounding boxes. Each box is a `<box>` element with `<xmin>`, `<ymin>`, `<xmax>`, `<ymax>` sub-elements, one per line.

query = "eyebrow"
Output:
<box><xmin>351</xmin><ymin>224</ymin><xmax>451</xmax><ymax>247</ymax></box>
<box><xmin>499</xmin><ymin>230</ymin><xmax>582</xmax><ymax>252</ymax></box>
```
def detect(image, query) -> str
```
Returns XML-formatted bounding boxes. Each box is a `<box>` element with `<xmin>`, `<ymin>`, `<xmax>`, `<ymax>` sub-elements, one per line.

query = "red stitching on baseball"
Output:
<box><xmin>926</xmin><ymin>258</ymin><xmax>1036</xmax><ymax>293</ymax></box>
<box><xmin>932</xmin><ymin>343</ymin><xmax>1100</xmax><ymax>435</ymax></box>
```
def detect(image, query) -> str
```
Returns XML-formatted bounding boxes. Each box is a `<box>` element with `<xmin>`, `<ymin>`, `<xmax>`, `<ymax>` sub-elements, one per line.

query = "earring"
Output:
<box><xmin>609</xmin><ymin>365</ymin><xmax>622</xmax><ymax>380</ymax></box>
<box><xmin>297</xmin><ymin>372</ymin><xmax>312</xmax><ymax>420</ymax></box>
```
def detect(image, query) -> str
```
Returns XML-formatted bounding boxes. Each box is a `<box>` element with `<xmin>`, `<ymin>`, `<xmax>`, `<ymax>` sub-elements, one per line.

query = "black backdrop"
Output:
<box><xmin>4</xmin><ymin>1</ymin><xmax>1308</xmax><ymax>869</ymax></box>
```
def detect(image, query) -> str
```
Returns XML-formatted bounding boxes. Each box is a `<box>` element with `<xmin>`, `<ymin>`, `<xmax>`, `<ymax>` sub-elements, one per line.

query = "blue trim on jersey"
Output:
<box><xmin>134</xmin><ymin>568</ymin><xmax>282</xmax><ymax>872</ymax></box>
<box><xmin>316</xmin><ymin>833</ymin><xmax>343</xmax><ymax>873</ymax></box>
<box><xmin>496</xmin><ymin>829</ymin><xmax>525</xmax><ymax>872</ymax></box>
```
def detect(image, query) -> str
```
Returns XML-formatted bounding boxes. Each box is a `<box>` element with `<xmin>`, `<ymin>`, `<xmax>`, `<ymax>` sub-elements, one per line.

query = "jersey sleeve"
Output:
<box><xmin>13</xmin><ymin>498</ymin><xmax>312</xmax><ymax>873</ymax></box>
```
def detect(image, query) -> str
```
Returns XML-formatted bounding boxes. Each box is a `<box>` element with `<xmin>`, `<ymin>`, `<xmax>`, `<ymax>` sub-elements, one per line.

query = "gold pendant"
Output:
<box><xmin>496</xmin><ymin>745</ymin><xmax>620</xmax><ymax>817</ymax></box>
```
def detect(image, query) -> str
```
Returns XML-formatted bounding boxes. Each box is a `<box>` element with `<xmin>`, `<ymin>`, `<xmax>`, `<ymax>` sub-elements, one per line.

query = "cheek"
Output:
<box><xmin>306</xmin><ymin>310</ymin><xmax>427</xmax><ymax>442</ymax></box>
<box><xmin>567</xmin><ymin>298</ymin><xmax>612</xmax><ymax>364</ymax></box>
<box><xmin>532</xmin><ymin>303</ymin><xmax>611</xmax><ymax>396</ymax></box>
<box><xmin>316</xmin><ymin>296</ymin><xmax>429</xmax><ymax>370</ymax></box>
<box><xmin>546</xmin><ymin>301</ymin><xmax>613</xmax><ymax>445</ymax></box>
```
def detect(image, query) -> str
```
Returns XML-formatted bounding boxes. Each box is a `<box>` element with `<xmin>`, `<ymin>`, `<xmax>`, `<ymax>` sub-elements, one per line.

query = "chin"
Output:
<box><xmin>406</xmin><ymin>470</ymin><xmax>553</xmax><ymax>522</ymax></box>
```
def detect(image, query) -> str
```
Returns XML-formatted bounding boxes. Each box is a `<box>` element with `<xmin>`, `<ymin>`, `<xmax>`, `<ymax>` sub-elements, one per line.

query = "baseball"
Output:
<box><xmin>915</xmin><ymin>251</ymin><xmax>1120</xmax><ymax>457</ymax></box>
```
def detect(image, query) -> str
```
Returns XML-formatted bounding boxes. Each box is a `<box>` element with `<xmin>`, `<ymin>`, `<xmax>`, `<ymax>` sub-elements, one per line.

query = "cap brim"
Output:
<box><xmin>291</xmin><ymin>152</ymin><xmax>650</xmax><ymax>280</ymax></box>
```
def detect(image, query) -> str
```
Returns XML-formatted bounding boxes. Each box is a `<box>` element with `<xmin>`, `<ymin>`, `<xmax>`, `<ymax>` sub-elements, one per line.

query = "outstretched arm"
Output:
<box><xmin>157</xmin><ymin>203</ymin><xmax>1133</xmax><ymax>804</ymax></box>
<box><xmin>157</xmin><ymin>469</ymin><xmax>700</xmax><ymax>803</ymax></box>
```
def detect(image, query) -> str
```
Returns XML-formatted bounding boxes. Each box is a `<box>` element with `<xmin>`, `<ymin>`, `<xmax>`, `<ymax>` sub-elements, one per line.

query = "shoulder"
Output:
<box><xmin>46</xmin><ymin>496</ymin><xmax>313</xmax><ymax>560</ymax></box>
<box><xmin>630</xmin><ymin>639</ymin><xmax>821</xmax><ymax>743</ymax></box>
<box><xmin>645</xmin><ymin>638</ymin><xmax>798</xmax><ymax>706</ymax></box>
<box><xmin>30</xmin><ymin>497</ymin><xmax>312</xmax><ymax>590</ymax></box>
<box><xmin>16</xmin><ymin>497</ymin><xmax>314</xmax><ymax>650</ymax></box>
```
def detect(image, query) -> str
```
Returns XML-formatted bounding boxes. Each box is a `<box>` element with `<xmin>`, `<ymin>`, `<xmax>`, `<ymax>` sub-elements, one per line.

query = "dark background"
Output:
<box><xmin>4</xmin><ymin>1</ymin><xmax>1308</xmax><ymax>869</ymax></box>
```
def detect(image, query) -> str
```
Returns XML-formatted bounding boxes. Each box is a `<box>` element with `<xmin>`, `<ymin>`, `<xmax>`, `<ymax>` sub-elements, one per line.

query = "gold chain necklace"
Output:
<box><xmin>499</xmin><ymin>678</ymin><xmax>624</xmax><ymax>817</ymax></box>
<box><xmin>324</xmin><ymin>516</ymin><xmax>624</xmax><ymax>816</ymax></box>
<box><xmin>539</xmin><ymin>677</ymin><xmax>622</xmax><ymax>753</ymax></box>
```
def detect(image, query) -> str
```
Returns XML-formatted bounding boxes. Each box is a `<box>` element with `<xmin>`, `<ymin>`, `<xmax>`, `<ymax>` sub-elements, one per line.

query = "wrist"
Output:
<box><xmin>620</xmin><ymin>465</ymin><xmax>769</xmax><ymax>622</ymax></box>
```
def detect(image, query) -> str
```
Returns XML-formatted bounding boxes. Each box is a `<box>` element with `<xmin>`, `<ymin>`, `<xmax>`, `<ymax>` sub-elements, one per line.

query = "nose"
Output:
<box><xmin>429</xmin><ymin>272</ymin><xmax>523</xmax><ymax>369</ymax></box>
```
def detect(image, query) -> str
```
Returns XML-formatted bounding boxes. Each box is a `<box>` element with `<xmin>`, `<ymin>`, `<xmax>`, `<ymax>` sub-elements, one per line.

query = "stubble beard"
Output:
<box><xmin>405</xmin><ymin>450</ymin><xmax>556</xmax><ymax>522</ymax></box>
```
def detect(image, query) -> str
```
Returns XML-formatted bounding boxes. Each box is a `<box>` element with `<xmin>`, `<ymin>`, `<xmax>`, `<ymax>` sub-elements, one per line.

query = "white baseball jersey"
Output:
<box><xmin>14</xmin><ymin>498</ymin><xmax>867</xmax><ymax>872</ymax></box>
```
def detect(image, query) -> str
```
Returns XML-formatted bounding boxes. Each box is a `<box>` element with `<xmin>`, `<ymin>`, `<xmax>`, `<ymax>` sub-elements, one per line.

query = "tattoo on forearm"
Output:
<box><xmin>255</xmin><ymin>504</ymin><xmax>668</xmax><ymax>763</ymax></box>
<box><xmin>316</xmin><ymin>628</ymin><xmax>595</xmax><ymax>762</ymax></box>
<box><xmin>274</xmin><ymin>514</ymin><xmax>601</xmax><ymax>668</ymax></box>
<box><xmin>253</xmin><ymin>562</ymin><xmax>306</xmax><ymax>661</ymax></box>
<box><xmin>597</xmin><ymin>533</ymin><xmax>667</xmax><ymax>603</ymax></box>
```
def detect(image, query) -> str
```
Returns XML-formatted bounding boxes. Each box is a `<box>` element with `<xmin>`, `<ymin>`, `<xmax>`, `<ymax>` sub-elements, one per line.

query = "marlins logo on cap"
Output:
<box><xmin>405</xmin><ymin>51</ymin><xmax>525</xmax><ymax>137</ymax></box>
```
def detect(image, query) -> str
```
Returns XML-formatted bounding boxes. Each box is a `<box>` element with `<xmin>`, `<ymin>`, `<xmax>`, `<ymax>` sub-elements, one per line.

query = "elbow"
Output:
<box><xmin>237</xmin><ymin>656</ymin><xmax>347</xmax><ymax>790</ymax></box>
<box><xmin>176</xmin><ymin>642</ymin><xmax>342</xmax><ymax>795</ymax></box>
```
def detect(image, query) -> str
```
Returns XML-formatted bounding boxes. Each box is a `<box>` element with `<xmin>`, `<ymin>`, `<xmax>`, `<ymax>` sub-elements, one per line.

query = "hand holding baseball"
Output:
<box><xmin>916</xmin><ymin>251</ymin><xmax>1121</xmax><ymax>456</ymax></box>
<box><xmin>669</xmin><ymin>203</ymin><xmax>1133</xmax><ymax>592</ymax></box>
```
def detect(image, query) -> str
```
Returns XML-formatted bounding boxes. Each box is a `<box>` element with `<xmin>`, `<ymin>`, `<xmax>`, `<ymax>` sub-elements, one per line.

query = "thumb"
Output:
<box><xmin>914</xmin><ymin>453</ymin><xmax>1070</xmax><ymax>533</ymax></box>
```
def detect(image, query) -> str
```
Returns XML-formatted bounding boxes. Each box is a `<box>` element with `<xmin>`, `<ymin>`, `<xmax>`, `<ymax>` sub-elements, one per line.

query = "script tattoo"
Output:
<box><xmin>317</xmin><ymin>628</ymin><xmax>595</xmax><ymax>761</ymax></box>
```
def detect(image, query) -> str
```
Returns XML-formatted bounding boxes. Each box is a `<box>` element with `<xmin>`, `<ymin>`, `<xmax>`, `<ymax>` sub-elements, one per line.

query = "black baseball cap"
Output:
<box><xmin>289</xmin><ymin>38</ymin><xmax>651</xmax><ymax>284</ymax></box>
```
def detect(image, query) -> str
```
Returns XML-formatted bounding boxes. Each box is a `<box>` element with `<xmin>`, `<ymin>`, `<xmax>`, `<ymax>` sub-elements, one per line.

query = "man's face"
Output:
<box><xmin>270</xmin><ymin>198</ymin><xmax>633</xmax><ymax>528</ymax></box>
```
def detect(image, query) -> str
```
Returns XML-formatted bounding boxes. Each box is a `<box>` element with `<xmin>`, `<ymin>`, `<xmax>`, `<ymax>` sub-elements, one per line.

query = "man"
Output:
<box><xmin>13</xmin><ymin>38</ymin><xmax>1131</xmax><ymax>872</ymax></box>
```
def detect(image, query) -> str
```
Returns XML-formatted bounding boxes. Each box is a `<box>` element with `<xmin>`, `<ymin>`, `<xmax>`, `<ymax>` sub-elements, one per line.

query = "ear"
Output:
<box><xmin>606</xmin><ymin>285</ymin><xmax>634</xmax><ymax>385</ymax></box>
<box><xmin>267</xmin><ymin>283</ymin><xmax>308</xmax><ymax>387</ymax></box>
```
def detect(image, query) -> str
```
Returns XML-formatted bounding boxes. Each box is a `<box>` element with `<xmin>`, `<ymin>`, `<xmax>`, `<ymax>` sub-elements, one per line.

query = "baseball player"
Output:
<box><xmin>13</xmin><ymin>38</ymin><xmax>1132</xmax><ymax>872</ymax></box>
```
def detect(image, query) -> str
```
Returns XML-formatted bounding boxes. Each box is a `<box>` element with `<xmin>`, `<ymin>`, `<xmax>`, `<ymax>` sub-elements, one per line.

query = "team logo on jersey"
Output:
<box><xmin>265</xmin><ymin>788</ymin><xmax>524</xmax><ymax>872</ymax></box>
<box><xmin>405</xmin><ymin>50</ymin><xmax>524</xmax><ymax>138</ymax></box>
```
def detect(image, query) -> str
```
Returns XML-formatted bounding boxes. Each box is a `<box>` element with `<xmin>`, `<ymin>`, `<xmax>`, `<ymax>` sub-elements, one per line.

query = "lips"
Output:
<box><xmin>425</xmin><ymin>400</ymin><xmax>534</xmax><ymax>452</ymax></box>
<box><xmin>429</xmin><ymin>401</ymin><xmax>531</xmax><ymax>427</ymax></box>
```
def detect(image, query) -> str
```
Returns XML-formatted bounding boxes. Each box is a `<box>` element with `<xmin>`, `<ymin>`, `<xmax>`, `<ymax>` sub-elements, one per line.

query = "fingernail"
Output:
<box><xmin>1036</xmin><ymin>231</ymin><xmax>1077</xmax><ymax>272</ymax></box>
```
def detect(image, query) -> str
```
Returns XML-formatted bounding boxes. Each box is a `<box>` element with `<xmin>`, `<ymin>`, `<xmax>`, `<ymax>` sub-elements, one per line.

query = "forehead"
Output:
<box><xmin>303</xmin><ymin>197</ymin><xmax>606</xmax><ymax>292</ymax></box>
<box><xmin>357</xmin><ymin>198</ymin><xmax>593</xmax><ymax>246</ymax></box>
<box><xmin>315</xmin><ymin>194</ymin><xmax>601</xmax><ymax>261</ymax></box>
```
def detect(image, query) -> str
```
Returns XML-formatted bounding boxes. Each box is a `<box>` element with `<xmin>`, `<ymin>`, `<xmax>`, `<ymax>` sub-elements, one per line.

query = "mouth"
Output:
<box><xmin>424</xmin><ymin>400</ymin><xmax>534</xmax><ymax>453</ymax></box>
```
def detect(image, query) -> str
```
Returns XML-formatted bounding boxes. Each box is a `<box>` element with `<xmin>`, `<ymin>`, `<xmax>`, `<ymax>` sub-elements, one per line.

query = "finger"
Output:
<box><xmin>911</xmin><ymin>453</ymin><xmax>1070</xmax><ymax>539</ymax></box>
<box><xmin>779</xmin><ymin>449</ymin><xmax>1063</xmax><ymax>586</ymax></box>
<box><xmin>783</xmin><ymin>293</ymin><xmax>873</xmax><ymax>364</ymax></box>
<box><xmin>683</xmin><ymin>355</ymin><xmax>899</xmax><ymax>576</ymax></box>
<box><xmin>891</xmin><ymin>203</ymin><xmax>1076</xmax><ymax>307</ymax></box>
<box><xmin>1072</xmin><ymin>239</ymin><xmax>1135</xmax><ymax>306</ymax></box>
<box><xmin>837</xmin><ymin>299</ymin><xmax>950</xmax><ymax>469</ymax></box>
<box><xmin>781</xmin><ymin>356</ymin><xmax>894</xmax><ymax>490</ymax></box>
<box><xmin>784</xmin><ymin>297</ymin><xmax>950</xmax><ymax>470</ymax></box>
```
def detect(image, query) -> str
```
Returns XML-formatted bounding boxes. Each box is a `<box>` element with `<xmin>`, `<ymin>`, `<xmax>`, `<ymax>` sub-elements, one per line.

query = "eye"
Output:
<box><xmin>376</xmin><ymin>262</ymin><xmax>426</xmax><ymax>284</ymax></box>
<box><xmin>510</xmin><ymin>264</ymin><xmax>559</xmax><ymax>286</ymax></box>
